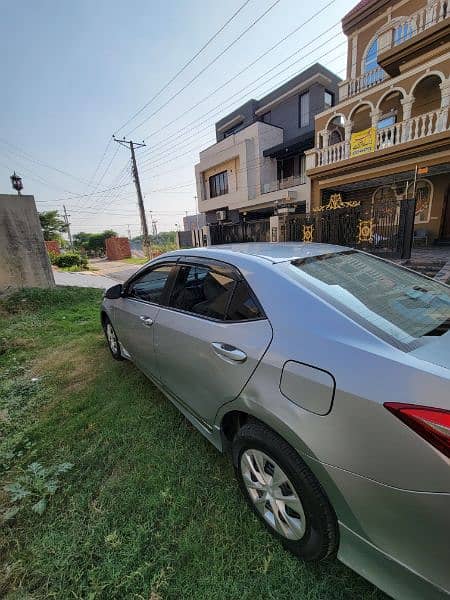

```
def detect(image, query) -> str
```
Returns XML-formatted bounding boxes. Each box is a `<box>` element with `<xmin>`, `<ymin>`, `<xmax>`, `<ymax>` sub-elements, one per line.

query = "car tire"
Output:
<box><xmin>103</xmin><ymin>317</ymin><xmax>124</xmax><ymax>361</ymax></box>
<box><xmin>232</xmin><ymin>420</ymin><xmax>338</xmax><ymax>561</ymax></box>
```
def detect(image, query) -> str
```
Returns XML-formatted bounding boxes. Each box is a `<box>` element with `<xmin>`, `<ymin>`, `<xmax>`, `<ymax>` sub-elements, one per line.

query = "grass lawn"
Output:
<box><xmin>0</xmin><ymin>288</ymin><xmax>386</xmax><ymax>600</ymax></box>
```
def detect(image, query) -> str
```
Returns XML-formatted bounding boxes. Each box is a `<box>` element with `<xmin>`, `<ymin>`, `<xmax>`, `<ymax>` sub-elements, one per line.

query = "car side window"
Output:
<box><xmin>226</xmin><ymin>280</ymin><xmax>264</xmax><ymax>321</ymax></box>
<box><xmin>170</xmin><ymin>264</ymin><xmax>235</xmax><ymax>320</ymax></box>
<box><xmin>127</xmin><ymin>264</ymin><xmax>173</xmax><ymax>304</ymax></box>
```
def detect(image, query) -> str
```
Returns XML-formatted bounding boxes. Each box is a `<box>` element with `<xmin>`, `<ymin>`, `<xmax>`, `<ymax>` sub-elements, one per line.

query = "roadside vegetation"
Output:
<box><xmin>0</xmin><ymin>288</ymin><xmax>385</xmax><ymax>599</ymax></box>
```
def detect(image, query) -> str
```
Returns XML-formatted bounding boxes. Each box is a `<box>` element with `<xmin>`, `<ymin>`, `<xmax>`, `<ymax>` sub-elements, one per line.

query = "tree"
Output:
<box><xmin>39</xmin><ymin>210</ymin><xmax>68</xmax><ymax>241</ymax></box>
<box><xmin>73</xmin><ymin>230</ymin><xmax>117</xmax><ymax>256</ymax></box>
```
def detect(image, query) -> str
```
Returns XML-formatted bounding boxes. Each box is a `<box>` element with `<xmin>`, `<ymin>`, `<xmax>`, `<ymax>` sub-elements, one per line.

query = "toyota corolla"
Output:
<box><xmin>101</xmin><ymin>243</ymin><xmax>450</xmax><ymax>600</ymax></box>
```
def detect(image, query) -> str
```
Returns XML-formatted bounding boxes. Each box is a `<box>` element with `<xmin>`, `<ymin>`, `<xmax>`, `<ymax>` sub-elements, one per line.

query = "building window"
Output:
<box><xmin>299</xmin><ymin>155</ymin><xmax>306</xmax><ymax>183</ymax></box>
<box><xmin>299</xmin><ymin>92</ymin><xmax>310</xmax><ymax>128</ymax></box>
<box><xmin>324</xmin><ymin>91</ymin><xmax>334</xmax><ymax>109</ymax></box>
<box><xmin>364</xmin><ymin>39</ymin><xmax>379</xmax><ymax>73</ymax></box>
<box><xmin>393</xmin><ymin>22</ymin><xmax>413</xmax><ymax>45</ymax></box>
<box><xmin>209</xmin><ymin>171</ymin><xmax>228</xmax><ymax>198</ymax></box>
<box><xmin>261</xmin><ymin>111</ymin><xmax>271</xmax><ymax>124</ymax></box>
<box><xmin>223</xmin><ymin>122</ymin><xmax>243</xmax><ymax>137</ymax></box>
<box><xmin>378</xmin><ymin>115</ymin><xmax>397</xmax><ymax>131</ymax></box>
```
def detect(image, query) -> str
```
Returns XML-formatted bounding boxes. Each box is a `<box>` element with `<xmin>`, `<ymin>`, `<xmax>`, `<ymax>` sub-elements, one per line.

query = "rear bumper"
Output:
<box><xmin>309</xmin><ymin>460</ymin><xmax>450</xmax><ymax>599</ymax></box>
<box><xmin>338</xmin><ymin>523</ymin><xmax>448</xmax><ymax>600</ymax></box>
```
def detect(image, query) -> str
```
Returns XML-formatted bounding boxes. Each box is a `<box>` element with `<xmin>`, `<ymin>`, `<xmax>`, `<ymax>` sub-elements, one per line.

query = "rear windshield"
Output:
<box><xmin>288</xmin><ymin>250</ymin><xmax>450</xmax><ymax>348</ymax></box>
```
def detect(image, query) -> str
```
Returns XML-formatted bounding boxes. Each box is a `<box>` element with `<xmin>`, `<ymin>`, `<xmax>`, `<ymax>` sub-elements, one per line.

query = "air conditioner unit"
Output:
<box><xmin>216</xmin><ymin>210</ymin><xmax>227</xmax><ymax>221</ymax></box>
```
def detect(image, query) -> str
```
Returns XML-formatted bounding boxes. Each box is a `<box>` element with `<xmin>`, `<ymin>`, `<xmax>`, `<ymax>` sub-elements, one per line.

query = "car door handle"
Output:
<box><xmin>139</xmin><ymin>316</ymin><xmax>154</xmax><ymax>327</ymax></box>
<box><xmin>211</xmin><ymin>342</ymin><xmax>247</xmax><ymax>363</ymax></box>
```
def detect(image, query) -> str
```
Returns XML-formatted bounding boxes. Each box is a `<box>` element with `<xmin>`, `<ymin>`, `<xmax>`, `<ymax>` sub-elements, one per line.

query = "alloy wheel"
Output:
<box><xmin>240</xmin><ymin>449</ymin><xmax>306</xmax><ymax>540</ymax></box>
<box><xmin>106</xmin><ymin>323</ymin><xmax>118</xmax><ymax>354</ymax></box>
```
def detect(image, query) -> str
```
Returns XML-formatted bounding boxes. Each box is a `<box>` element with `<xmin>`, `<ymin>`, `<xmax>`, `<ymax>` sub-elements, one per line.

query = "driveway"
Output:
<box><xmin>88</xmin><ymin>258</ymin><xmax>140</xmax><ymax>282</ymax></box>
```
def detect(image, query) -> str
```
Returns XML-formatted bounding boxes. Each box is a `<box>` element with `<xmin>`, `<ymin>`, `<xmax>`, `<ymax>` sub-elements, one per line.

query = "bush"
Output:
<box><xmin>53</xmin><ymin>252</ymin><xmax>88</xmax><ymax>270</ymax></box>
<box><xmin>47</xmin><ymin>251</ymin><xmax>59</xmax><ymax>265</ymax></box>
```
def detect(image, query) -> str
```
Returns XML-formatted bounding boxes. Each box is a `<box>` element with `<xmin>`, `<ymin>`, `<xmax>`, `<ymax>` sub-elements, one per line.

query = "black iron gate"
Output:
<box><xmin>210</xmin><ymin>219</ymin><xmax>270</xmax><ymax>245</ymax></box>
<box><xmin>208</xmin><ymin>195</ymin><xmax>416</xmax><ymax>259</ymax></box>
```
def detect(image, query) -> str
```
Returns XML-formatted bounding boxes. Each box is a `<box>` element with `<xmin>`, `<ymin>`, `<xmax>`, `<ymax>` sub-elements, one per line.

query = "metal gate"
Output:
<box><xmin>282</xmin><ymin>194</ymin><xmax>416</xmax><ymax>259</ymax></box>
<box><xmin>210</xmin><ymin>219</ymin><xmax>270</xmax><ymax>245</ymax></box>
<box><xmin>207</xmin><ymin>195</ymin><xmax>415</xmax><ymax>260</ymax></box>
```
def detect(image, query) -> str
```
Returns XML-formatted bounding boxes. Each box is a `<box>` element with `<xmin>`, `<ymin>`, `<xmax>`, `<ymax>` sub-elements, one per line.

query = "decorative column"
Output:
<box><xmin>401</xmin><ymin>96</ymin><xmax>414</xmax><ymax>142</ymax></box>
<box><xmin>371</xmin><ymin>108</ymin><xmax>381</xmax><ymax>129</ymax></box>
<box><xmin>438</xmin><ymin>78</ymin><xmax>450</xmax><ymax>132</ymax></box>
<box><xmin>344</xmin><ymin>120</ymin><xmax>353</xmax><ymax>159</ymax></box>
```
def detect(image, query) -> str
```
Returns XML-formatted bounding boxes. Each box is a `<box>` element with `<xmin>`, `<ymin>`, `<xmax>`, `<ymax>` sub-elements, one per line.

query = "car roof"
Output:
<box><xmin>165</xmin><ymin>242</ymin><xmax>349</xmax><ymax>264</ymax></box>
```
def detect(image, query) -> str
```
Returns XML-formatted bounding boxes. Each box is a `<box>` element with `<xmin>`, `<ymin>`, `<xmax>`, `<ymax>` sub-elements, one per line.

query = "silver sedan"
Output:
<box><xmin>101</xmin><ymin>243</ymin><xmax>450</xmax><ymax>600</ymax></box>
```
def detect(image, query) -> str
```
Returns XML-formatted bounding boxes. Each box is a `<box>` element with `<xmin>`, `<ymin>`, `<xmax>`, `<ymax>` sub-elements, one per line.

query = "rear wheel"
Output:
<box><xmin>232</xmin><ymin>420</ymin><xmax>338</xmax><ymax>561</ymax></box>
<box><xmin>103</xmin><ymin>317</ymin><xmax>123</xmax><ymax>361</ymax></box>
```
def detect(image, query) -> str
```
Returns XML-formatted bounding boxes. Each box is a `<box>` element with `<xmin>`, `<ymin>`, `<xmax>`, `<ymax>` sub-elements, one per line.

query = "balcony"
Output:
<box><xmin>339</xmin><ymin>0</ymin><xmax>449</xmax><ymax>100</ymax></box>
<box><xmin>262</xmin><ymin>174</ymin><xmax>306</xmax><ymax>194</ymax></box>
<box><xmin>314</xmin><ymin>108</ymin><xmax>449</xmax><ymax>168</ymax></box>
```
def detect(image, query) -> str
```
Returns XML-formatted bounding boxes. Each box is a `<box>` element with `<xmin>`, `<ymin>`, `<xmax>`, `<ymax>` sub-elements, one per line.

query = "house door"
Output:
<box><xmin>441</xmin><ymin>186</ymin><xmax>450</xmax><ymax>240</ymax></box>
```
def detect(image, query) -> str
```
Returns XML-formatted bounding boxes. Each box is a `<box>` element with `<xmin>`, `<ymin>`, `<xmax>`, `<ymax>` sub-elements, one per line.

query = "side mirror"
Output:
<box><xmin>104</xmin><ymin>283</ymin><xmax>123</xmax><ymax>299</ymax></box>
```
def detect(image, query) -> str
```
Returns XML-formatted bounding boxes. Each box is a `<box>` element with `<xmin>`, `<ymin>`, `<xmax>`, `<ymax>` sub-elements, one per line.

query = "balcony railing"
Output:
<box><xmin>262</xmin><ymin>174</ymin><xmax>306</xmax><ymax>194</ymax></box>
<box><xmin>339</xmin><ymin>0</ymin><xmax>449</xmax><ymax>100</ymax></box>
<box><xmin>316</xmin><ymin>108</ymin><xmax>448</xmax><ymax>167</ymax></box>
<box><xmin>343</xmin><ymin>67</ymin><xmax>385</xmax><ymax>99</ymax></box>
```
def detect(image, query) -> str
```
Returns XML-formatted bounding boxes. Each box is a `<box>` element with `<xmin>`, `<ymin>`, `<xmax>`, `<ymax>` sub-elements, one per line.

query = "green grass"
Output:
<box><xmin>0</xmin><ymin>288</ymin><xmax>386</xmax><ymax>600</ymax></box>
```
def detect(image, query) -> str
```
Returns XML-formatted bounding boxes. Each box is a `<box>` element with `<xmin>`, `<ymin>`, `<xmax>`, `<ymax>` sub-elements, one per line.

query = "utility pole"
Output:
<box><xmin>113</xmin><ymin>136</ymin><xmax>151</xmax><ymax>258</ymax></box>
<box><xmin>63</xmin><ymin>204</ymin><xmax>73</xmax><ymax>249</ymax></box>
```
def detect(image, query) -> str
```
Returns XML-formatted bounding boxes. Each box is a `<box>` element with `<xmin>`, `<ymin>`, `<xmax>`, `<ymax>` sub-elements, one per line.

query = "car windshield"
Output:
<box><xmin>288</xmin><ymin>250</ymin><xmax>450</xmax><ymax>348</ymax></box>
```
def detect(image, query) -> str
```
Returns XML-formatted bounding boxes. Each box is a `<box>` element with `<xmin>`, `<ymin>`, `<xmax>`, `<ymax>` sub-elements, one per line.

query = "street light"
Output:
<box><xmin>10</xmin><ymin>171</ymin><xmax>23</xmax><ymax>195</ymax></box>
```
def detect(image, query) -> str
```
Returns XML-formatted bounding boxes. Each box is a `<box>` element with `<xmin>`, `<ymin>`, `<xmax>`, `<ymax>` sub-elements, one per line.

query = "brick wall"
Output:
<box><xmin>45</xmin><ymin>240</ymin><xmax>61</xmax><ymax>255</ymax></box>
<box><xmin>105</xmin><ymin>237</ymin><xmax>131</xmax><ymax>261</ymax></box>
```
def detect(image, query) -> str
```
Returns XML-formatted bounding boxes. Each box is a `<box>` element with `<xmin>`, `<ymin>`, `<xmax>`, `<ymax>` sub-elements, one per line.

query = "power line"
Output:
<box><xmin>115</xmin><ymin>0</ymin><xmax>253</xmax><ymax>134</ymax></box>
<box><xmin>136</xmin><ymin>21</ymin><xmax>343</xmax><ymax>166</ymax></box>
<box><xmin>124</xmin><ymin>0</ymin><xmax>283</xmax><ymax>136</ymax></box>
<box><xmin>134</xmin><ymin>3</ymin><xmax>339</xmax><ymax>144</ymax></box>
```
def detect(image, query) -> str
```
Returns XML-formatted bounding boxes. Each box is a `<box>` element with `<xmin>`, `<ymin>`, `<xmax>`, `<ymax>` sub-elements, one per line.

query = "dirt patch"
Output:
<box><xmin>32</xmin><ymin>340</ymin><xmax>100</xmax><ymax>394</ymax></box>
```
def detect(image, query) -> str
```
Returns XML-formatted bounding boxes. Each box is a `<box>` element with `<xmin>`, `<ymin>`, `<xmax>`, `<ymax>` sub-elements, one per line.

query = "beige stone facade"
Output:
<box><xmin>307</xmin><ymin>0</ymin><xmax>450</xmax><ymax>242</ymax></box>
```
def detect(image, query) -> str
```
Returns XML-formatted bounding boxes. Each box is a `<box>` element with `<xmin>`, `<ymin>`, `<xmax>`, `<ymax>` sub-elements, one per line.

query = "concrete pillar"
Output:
<box><xmin>371</xmin><ymin>108</ymin><xmax>382</xmax><ymax>129</ymax></box>
<box><xmin>269</xmin><ymin>215</ymin><xmax>280</xmax><ymax>242</ymax></box>
<box><xmin>401</xmin><ymin>96</ymin><xmax>414</xmax><ymax>142</ymax></box>
<box><xmin>321</xmin><ymin>130</ymin><xmax>330</xmax><ymax>148</ymax></box>
<box><xmin>438</xmin><ymin>79</ymin><xmax>450</xmax><ymax>131</ymax></box>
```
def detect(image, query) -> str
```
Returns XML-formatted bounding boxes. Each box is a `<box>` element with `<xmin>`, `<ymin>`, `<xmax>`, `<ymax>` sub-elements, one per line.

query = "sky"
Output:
<box><xmin>0</xmin><ymin>0</ymin><xmax>356</xmax><ymax>237</ymax></box>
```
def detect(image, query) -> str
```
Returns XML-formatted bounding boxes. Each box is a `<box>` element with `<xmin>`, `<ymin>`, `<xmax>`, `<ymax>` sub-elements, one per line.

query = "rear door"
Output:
<box><xmin>112</xmin><ymin>262</ymin><xmax>177</xmax><ymax>379</ymax></box>
<box><xmin>153</xmin><ymin>258</ymin><xmax>272</xmax><ymax>425</ymax></box>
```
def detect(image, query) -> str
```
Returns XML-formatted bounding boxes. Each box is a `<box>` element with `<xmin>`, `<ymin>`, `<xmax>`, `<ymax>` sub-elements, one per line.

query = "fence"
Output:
<box><xmin>206</xmin><ymin>196</ymin><xmax>416</xmax><ymax>259</ymax></box>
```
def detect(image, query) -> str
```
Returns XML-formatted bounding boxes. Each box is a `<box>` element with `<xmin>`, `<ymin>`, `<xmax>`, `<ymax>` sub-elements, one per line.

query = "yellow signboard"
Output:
<box><xmin>350</xmin><ymin>127</ymin><xmax>376</xmax><ymax>158</ymax></box>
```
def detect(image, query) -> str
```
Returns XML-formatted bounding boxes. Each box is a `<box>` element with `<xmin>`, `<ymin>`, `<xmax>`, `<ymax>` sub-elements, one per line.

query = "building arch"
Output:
<box><xmin>410</xmin><ymin>70</ymin><xmax>446</xmax><ymax>96</ymax></box>
<box><xmin>349</xmin><ymin>101</ymin><xmax>374</xmax><ymax>121</ymax></box>
<box><xmin>325</xmin><ymin>113</ymin><xmax>346</xmax><ymax>129</ymax></box>
<box><xmin>376</xmin><ymin>87</ymin><xmax>408</xmax><ymax>110</ymax></box>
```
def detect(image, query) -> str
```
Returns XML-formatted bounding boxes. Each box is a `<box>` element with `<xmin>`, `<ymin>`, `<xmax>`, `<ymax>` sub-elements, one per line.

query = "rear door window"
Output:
<box><xmin>170</xmin><ymin>264</ymin><xmax>235</xmax><ymax>320</ymax></box>
<box><xmin>226</xmin><ymin>280</ymin><xmax>264</xmax><ymax>321</ymax></box>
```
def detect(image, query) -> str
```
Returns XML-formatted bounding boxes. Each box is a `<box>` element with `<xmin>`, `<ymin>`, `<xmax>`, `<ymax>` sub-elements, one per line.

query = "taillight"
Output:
<box><xmin>384</xmin><ymin>403</ymin><xmax>450</xmax><ymax>459</ymax></box>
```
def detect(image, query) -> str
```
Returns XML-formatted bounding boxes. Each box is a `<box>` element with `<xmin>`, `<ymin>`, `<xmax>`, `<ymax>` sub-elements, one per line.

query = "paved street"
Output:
<box><xmin>54</xmin><ymin>270</ymin><xmax>119</xmax><ymax>289</ymax></box>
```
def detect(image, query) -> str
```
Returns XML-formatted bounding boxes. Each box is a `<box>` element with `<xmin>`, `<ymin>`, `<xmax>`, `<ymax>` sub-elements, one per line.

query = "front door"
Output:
<box><xmin>153</xmin><ymin>260</ymin><xmax>272</xmax><ymax>425</ymax></box>
<box><xmin>113</xmin><ymin>262</ymin><xmax>176</xmax><ymax>380</ymax></box>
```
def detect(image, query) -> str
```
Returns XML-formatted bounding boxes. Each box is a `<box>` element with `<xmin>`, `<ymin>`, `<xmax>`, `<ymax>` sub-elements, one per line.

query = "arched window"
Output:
<box><xmin>364</xmin><ymin>39</ymin><xmax>378</xmax><ymax>73</ymax></box>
